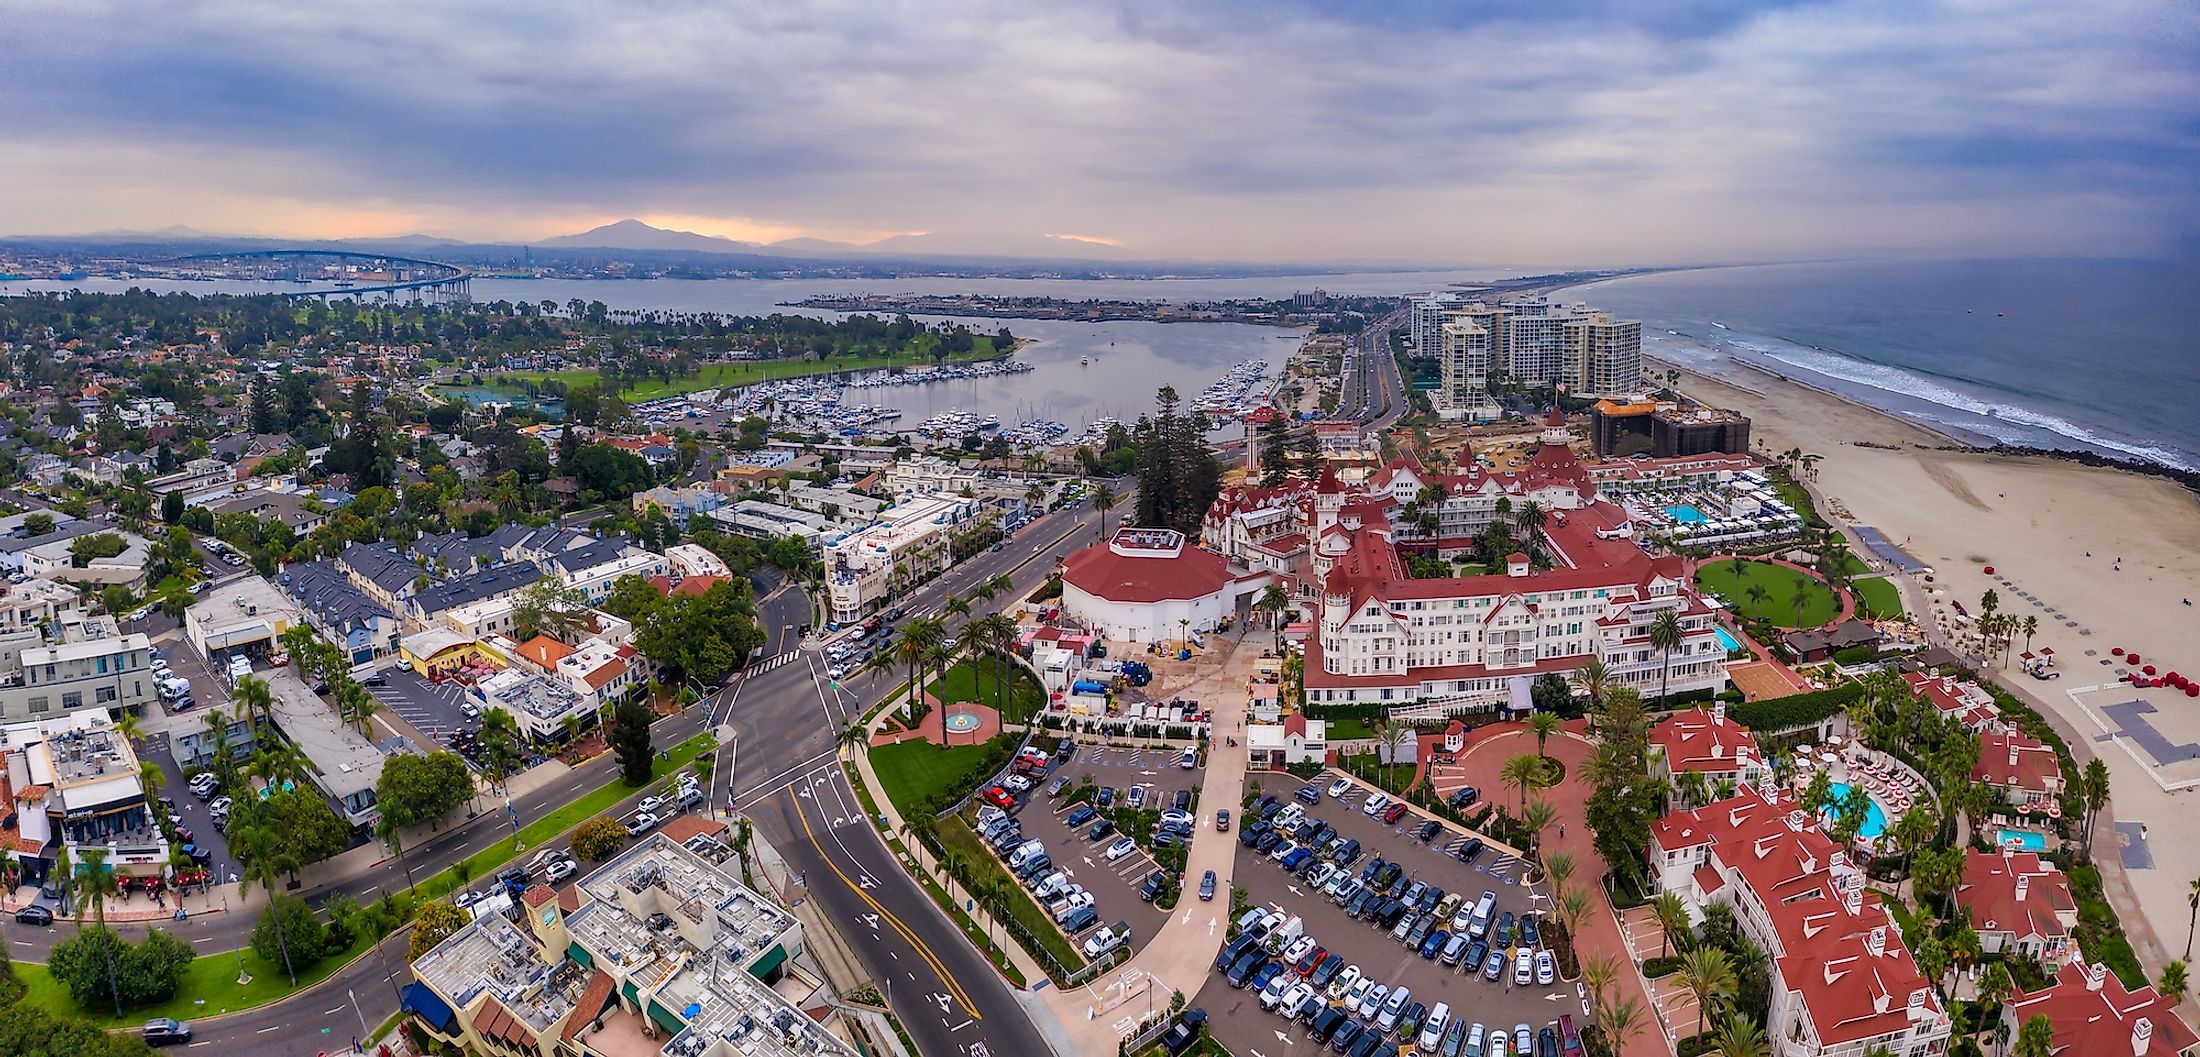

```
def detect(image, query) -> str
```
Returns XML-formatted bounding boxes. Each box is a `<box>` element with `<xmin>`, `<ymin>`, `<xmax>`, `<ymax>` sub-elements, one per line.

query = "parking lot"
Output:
<box><xmin>362</xmin><ymin>665</ymin><xmax>479</xmax><ymax>744</ymax></box>
<box><xmin>140</xmin><ymin>731</ymin><xmax>241</xmax><ymax>885</ymax></box>
<box><xmin>1196</xmin><ymin>770</ymin><xmax>1584</xmax><ymax>1057</ymax></box>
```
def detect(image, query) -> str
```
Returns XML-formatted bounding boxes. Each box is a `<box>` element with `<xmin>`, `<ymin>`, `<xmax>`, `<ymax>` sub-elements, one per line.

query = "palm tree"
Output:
<box><xmin>1676</xmin><ymin>947</ymin><xmax>1737</xmax><ymax>1035</ymax></box>
<box><xmin>2013</xmin><ymin>1015</ymin><xmax>2054</xmax><ymax>1057</ymax></box>
<box><xmin>69</xmin><ymin>848</ymin><xmax>127</xmax><ymax>1016</ymax></box>
<box><xmin>1090</xmin><ymin>483</ymin><xmax>1118</xmax><ymax>536</ymax></box>
<box><xmin>2080</xmin><ymin>758</ymin><xmax>2110</xmax><ymax>862</ymax></box>
<box><xmin>2164</xmin><ymin>961</ymin><xmax>2192</xmax><ymax>1006</ymax></box>
<box><xmin>2020</xmin><ymin>614</ymin><xmax>2039</xmax><ymax>652</ymax></box>
<box><xmin>944</xmin><ymin>593</ymin><xmax>972</xmax><ymax>623</ymax></box>
<box><xmin>1744</xmin><ymin>583</ymin><xmax>1771</xmax><ymax>616</ymax></box>
<box><xmin>2185</xmin><ymin>874</ymin><xmax>2200</xmax><ymax>959</ymax></box>
<box><xmin>1501</xmin><ymin>753</ymin><xmax>1545</xmax><ymax>814</ymax></box>
<box><xmin>1649</xmin><ymin>609</ymin><xmax>1684</xmax><ymax>704</ymax></box>
<box><xmin>1556</xmin><ymin>886</ymin><xmax>1592</xmax><ymax>944</ymax></box>
<box><xmin>1178</xmin><ymin>617</ymin><xmax>1191</xmax><ymax>652</ymax></box>
<box><xmin>1521</xmin><ymin>799</ymin><xmax>1558</xmax><ymax>857</ymax></box>
<box><xmin>378</xmin><ymin>813</ymin><xmax>415</xmax><ymax>889</ymax></box>
<box><xmin>235</xmin><ymin>673</ymin><xmax>276</xmax><ymax>734</ymax></box>
<box><xmin>1649</xmin><ymin>891</ymin><xmax>1689</xmax><ymax>957</ymax></box>
<box><xmin>1714</xmin><ymin>1012</ymin><xmax>1769</xmax><ymax>1057</ymax></box>
<box><xmin>1256</xmin><ymin>583</ymin><xmax>1290</xmax><ymax>638</ymax></box>
<box><xmin>1581</xmin><ymin>953</ymin><xmax>1620</xmax><ymax>1008</ymax></box>
<box><xmin>1543</xmin><ymin>850</ymin><xmax>1577</xmax><ymax>895</ymax></box>
<box><xmin>1594</xmin><ymin>995</ymin><xmax>1646</xmax><ymax>1057</ymax></box>
<box><xmin>349</xmin><ymin>691</ymin><xmax>383</xmax><ymax>738</ymax></box>
<box><xmin>1574</xmin><ymin>658</ymin><xmax>1610</xmax><ymax>732</ymax></box>
<box><xmin>1526</xmin><ymin>711</ymin><xmax>1562</xmax><ymax>758</ymax></box>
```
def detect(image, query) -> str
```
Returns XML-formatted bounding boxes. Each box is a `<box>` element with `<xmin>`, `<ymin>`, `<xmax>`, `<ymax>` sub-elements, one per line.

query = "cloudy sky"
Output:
<box><xmin>5</xmin><ymin>0</ymin><xmax>2196</xmax><ymax>265</ymax></box>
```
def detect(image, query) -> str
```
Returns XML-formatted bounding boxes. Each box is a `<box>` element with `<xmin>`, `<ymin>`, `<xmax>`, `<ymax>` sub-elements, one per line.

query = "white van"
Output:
<box><xmin>159</xmin><ymin>677</ymin><xmax>192</xmax><ymax>700</ymax></box>
<box><xmin>1006</xmin><ymin>840</ymin><xmax>1045</xmax><ymax>871</ymax></box>
<box><xmin>1418</xmin><ymin>1003</ymin><xmax>1451</xmax><ymax>1053</ymax></box>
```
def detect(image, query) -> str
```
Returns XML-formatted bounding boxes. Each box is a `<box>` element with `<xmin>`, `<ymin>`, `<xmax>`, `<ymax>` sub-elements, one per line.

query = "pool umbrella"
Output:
<box><xmin>2046</xmin><ymin>803</ymin><xmax>2062</xmax><ymax>819</ymax></box>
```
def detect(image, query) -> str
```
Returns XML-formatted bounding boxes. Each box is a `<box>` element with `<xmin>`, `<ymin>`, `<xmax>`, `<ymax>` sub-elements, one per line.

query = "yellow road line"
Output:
<box><xmin>795</xmin><ymin>794</ymin><xmax>983</xmax><ymax>1021</ymax></box>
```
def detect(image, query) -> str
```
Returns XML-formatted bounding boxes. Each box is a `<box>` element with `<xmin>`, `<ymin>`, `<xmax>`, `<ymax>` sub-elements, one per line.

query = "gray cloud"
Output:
<box><xmin>1</xmin><ymin>0</ymin><xmax>2194</xmax><ymax>263</ymax></box>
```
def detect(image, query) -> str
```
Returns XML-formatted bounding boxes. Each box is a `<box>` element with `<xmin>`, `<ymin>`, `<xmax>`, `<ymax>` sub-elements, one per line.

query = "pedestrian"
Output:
<box><xmin>1559</xmin><ymin>824</ymin><xmax>1564</xmax><ymax>838</ymax></box>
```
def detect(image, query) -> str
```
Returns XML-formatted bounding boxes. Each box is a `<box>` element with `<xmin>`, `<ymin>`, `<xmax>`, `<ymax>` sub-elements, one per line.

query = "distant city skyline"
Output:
<box><xmin>5</xmin><ymin>1</ymin><xmax>2196</xmax><ymax>265</ymax></box>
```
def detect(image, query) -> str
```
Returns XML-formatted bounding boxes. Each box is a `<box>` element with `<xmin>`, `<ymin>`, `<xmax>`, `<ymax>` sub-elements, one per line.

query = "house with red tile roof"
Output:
<box><xmin>1649</xmin><ymin>704</ymin><xmax>1768</xmax><ymax>790</ymax></box>
<box><xmin>1904</xmin><ymin>672</ymin><xmax>2001</xmax><ymax>732</ymax></box>
<box><xmin>1972</xmin><ymin>729</ymin><xmax>2065</xmax><ymax>808</ymax></box>
<box><xmin>1647</xmin><ymin>783</ymin><xmax>1950</xmax><ymax>1057</ymax></box>
<box><xmin>2006</xmin><ymin>954</ymin><xmax>2200</xmax><ymax>1057</ymax></box>
<box><xmin>1956</xmin><ymin>847</ymin><xmax>2076</xmax><ymax>970</ymax></box>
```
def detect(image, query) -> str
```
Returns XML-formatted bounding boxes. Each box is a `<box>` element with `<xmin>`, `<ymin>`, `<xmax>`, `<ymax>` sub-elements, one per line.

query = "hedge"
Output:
<box><xmin>1641</xmin><ymin>955</ymin><xmax>1685</xmax><ymax>978</ymax></box>
<box><xmin>1730</xmin><ymin>683</ymin><xmax>1863</xmax><ymax>733</ymax></box>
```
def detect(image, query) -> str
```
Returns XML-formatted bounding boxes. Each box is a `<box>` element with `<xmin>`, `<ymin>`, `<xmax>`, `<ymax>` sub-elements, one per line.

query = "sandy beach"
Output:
<box><xmin>1660</xmin><ymin>355</ymin><xmax>2200</xmax><ymax>974</ymax></box>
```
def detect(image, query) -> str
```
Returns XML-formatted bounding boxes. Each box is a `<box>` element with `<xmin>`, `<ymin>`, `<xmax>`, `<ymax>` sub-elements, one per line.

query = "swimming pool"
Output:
<box><xmin>1715</xmin><ymin>627</ymin><xmax>1741</xmax><ymax>652</ymax></box>
<box><xmin>1665</xmin><ymin>504</ymin><xmax>1709</xmax><ymax>524</ymax></box>
<box><xmin>1821</xmin><ymin>782</ymin><xmax>1889</xmax><ymax>839</ymax></box>
<box><xmin>1996</xmin><ymin>828</ymin><xmax>2049</xmax><ymax>851</ymax></box>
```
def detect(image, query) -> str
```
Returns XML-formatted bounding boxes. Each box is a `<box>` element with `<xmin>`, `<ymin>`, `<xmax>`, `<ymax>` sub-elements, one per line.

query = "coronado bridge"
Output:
<box><xmin>154</xmin><ymin>249</ymin><xmax>474</xmax><ymax>301</ymax></box>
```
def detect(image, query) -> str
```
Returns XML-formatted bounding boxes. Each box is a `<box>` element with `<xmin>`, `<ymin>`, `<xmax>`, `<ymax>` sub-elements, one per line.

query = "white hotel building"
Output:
<box><xmin>824</xmin><ymin>492</ymin><xmax>988</xmax><ymax>623</ymax></box>
<box><xmin>1298</xmin><ymin>420</ymin><xmax>1727</xmax><ymax>713</ymax></box>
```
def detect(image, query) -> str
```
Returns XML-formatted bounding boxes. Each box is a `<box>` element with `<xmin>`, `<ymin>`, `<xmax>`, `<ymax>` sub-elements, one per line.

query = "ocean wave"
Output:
<box><xmin>1731</xmin><ymin>338</ymin><xmax>2198</xmax><ymax>472</ymax></box>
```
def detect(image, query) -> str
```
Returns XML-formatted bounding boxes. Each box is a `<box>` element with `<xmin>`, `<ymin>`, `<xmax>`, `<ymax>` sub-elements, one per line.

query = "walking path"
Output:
<box><xmin>1034</xmin><ymin>640</ymin><xmax>1258</xmax><ymax>1053</ymax></box>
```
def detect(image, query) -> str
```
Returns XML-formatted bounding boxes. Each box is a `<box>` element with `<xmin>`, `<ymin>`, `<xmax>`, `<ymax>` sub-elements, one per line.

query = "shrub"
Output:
<box><xmin>47</xmin><ymin>926</ymin><xmax>195</xmax><ymax>1010</ymax></box>
<box><xmin>1832</xmin><ymin>645</ymin><xmax>1877</xmax><ymax>666</ymax></box>
<box><xmin>408</xmin><ymin>900</ymin><xmax>472</xmax><ymax>962</ymax></box>
<box><xmin>1641</xmin><ymin>954</ymin><xmax>1685</xmax><ymax>978</ymax></box>
<box><xmin>1731</xmin><ymin>683</ymin><xmax>1864</xmax><ymax>733</ymax></box>
<box><xmin>571</xmin><ymin>817</ymin><xmax>632</xmax><ymax>862</ymax></box>
<box><xmin>252</xmin><ymin>894</ymin><xmax>330</xmax><ymax>973</ymax></box>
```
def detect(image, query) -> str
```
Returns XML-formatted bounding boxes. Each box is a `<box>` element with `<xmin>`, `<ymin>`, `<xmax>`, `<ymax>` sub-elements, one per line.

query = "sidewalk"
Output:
<box><xmin>6</xmin><ymin>878</ymin><xmax>252</xmax><ymax>923</ymax></box>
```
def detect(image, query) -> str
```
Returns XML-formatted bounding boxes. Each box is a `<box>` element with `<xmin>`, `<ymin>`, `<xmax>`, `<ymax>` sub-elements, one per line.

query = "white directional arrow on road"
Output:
<box><xmin>1083</xmin><ymin>857</ymin><xmax>1095</xmax><ymax>867</ymax></box>
<box><xmin>1208</xmin><ymin>917</ymin><xmax>1217</xmax><ymax>935</ymax></box>
<box><xmin>1286</xmin><ymin>885</ymin><xmax>1303</xmax><ymax>897</ymax></box>
<box><xmin>1275</xmin><ymin>1029</ymin><xmax>1296</xmax><ymax>1045</ymax></box>
<box><xmin>1181</xmin><ymin>907</ymin><xmax>1192</xmax><ymax>924</ymax></box>
<box><xmin>1545</xmin><ymin>993</ymin><xmax>1568</xmax><ymax>1001</ymax></box>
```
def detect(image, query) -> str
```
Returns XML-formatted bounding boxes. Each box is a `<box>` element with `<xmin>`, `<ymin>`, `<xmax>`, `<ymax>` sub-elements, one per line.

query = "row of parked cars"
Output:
<box><xmin>1217</xmin><ymin>907</ymin><xmax>1578</xmax><ymax>1057</ymax></box>
<box><xmin>973</xmin><ymin>803</ymin><xmax>1130</xmax><ymax>958</ymax></box>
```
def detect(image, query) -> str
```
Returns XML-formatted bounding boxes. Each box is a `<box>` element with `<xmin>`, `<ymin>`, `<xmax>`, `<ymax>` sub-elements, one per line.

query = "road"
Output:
<box><xmin>718</xmin><ymin>494</ymin><xmax>1124</xmax><ymax>1057</ymax></box>
<box><xmin>1343</xmin><ymin>307</ymin><xmax>1408</xmax><ymax>430</ymax></box>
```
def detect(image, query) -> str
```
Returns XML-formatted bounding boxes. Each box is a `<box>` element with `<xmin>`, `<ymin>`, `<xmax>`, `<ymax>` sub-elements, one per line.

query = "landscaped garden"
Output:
<box><xmin>1693</xmin><ymin>558</ymin><xmax>1842</xmax><ymax>628</ymax></box>
<box><xmin>1849</xmin><ymin>576</ymin><xmax>1905</xmax><ymax>620</ymax></box>
<box><xmin>869</xmin><ymin>733</ymin><xmax>1017</xmax><ymax>817</ymax></box>
<box><xmin>925</xmin><ymin>659</ymin><xmax>1046</xmax><ymax>724</ymax></box>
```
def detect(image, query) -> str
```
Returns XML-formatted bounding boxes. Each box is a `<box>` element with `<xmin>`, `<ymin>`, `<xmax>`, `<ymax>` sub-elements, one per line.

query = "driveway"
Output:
<box><xmin>140</xmin><ymin>731</ymin><xmax>241</xmax><ymax>885</ymax></box>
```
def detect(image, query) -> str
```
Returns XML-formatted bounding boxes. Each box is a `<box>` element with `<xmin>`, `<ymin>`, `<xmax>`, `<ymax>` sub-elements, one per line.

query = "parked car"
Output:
<box><xmin>1105</xmin><ymin>837</ymin><xmax>1138</xmax><ymax>862</ymax></box>
<box><xmin>1140</xmin><ymin>869</ymin><xmax>1169</xmax><ymax>902</ymax></box>
<box><xmin>1066</xmin><ymin>806</ymin><xmax>1098</xmax><ymax>827</ymax></box>
<box><xmin>12</xmin><ymin>905</ymin><xmax>53</xmax><ymax>926</ymax></box>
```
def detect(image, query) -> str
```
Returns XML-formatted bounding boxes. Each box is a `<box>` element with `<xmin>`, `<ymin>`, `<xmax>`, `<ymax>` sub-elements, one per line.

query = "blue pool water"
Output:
<box><xmin>1665</xmin><ymin>504</ymin><xmax>1709</xmax><ymax>524</ymax></box>
<box><xmin>1821</xmin><ymin>782</ymin><xmax>1889</xmax><ymax>839</ymax></box>
<box><xmin>1714</xmin><ymin>627</ymin><xmax>1741</xmax><ymax>652</ymax></box>
<box><xmin>1996</xmin><ymin>828</ymin><xmax>2048</xmax><ymax>851</ymax></box>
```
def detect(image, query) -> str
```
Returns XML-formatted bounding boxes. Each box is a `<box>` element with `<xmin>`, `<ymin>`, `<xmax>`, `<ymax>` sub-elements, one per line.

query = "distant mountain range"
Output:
<box><xmin>532</xmin><ymin>218</ymin><xmax>1126</xmax><ymax>260</ymax></box>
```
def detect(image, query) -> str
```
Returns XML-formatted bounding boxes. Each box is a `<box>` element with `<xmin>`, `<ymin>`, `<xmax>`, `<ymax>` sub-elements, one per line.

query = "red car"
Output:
<box><xmin>983</xmin><ymin>786</ymin><xmax>1015</xmax><ymax>809</ymax></box>
<box><xmin>1381</xmin><ymin>803</ymin><xmax>1409</xmax><ymax>824</ymax></box>
<box><xmin>1294</xmin><ymin>945</ymin><xmax>1327</xmax><ymax>976</ymax></box>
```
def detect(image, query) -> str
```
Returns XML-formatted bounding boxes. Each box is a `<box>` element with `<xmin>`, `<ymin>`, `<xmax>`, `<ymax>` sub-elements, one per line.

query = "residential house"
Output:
<box><xmin>1972</xmin><ymin>729</ymin><xmax>2065</xmax><ymax>808</ymax></box>
<box><xmin>1956</xmin><ymin>847</ymin><xmax>2076</xmax><ymax>969</ymax></box>
<box><xmin>1246</xmin><ymin>714</ymin><xmax>1328</xmax><ymax>769</ymax></box>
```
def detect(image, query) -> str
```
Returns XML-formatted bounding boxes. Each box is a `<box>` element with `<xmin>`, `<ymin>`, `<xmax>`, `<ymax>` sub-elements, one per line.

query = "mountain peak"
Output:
<box><xmin>535</xmin><ymin>219</ymin><xmax>759</xmax><ymax>253</ymax></box>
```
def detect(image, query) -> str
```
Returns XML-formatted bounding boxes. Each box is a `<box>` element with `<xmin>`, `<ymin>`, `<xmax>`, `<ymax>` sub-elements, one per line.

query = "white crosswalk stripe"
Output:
<box><xmin>743</xmin><ymin>651</ymin><xmax>802</xmax><ymax>675</ymax></box>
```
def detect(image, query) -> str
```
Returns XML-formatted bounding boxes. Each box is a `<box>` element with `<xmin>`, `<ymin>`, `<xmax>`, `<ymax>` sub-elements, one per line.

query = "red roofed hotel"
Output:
<box><xmin>1903</xmin><ymin>672</ymin><xmax>2001</xmax><ymax>733</ymax></box>
<box><xmin>2006</xmin><ymin>954</ymin><xmax>2200</xmax><ymax>1057</ymax></box>
<box><xmin>1060</xmin><ymin>527</ymin><xmax>1274</xmax><ymax>642</ymax></box>
<box><xmin>1956</xmin><ymin>847</ymin><xmax>2076</xmax><ymax>970</ymax></box>
<box><xmin>1973</xmin><ymin>729</ymin><xmax>2065</xmax><ymax>808</ymax></box>
<box><xmin>1649</xmin><ymin>783</ymin><xmax>1951</xmax><ymax>1057</ymax></box>
<box><xmin>1649</xmin><ymin>704</ymin><xmax>1768</xmax><ymax>789</ymax></box>
<box><xmin>1299</xmin><ymin>417</ymin><xmax>1726</xmax><ymax>711</ymax></box>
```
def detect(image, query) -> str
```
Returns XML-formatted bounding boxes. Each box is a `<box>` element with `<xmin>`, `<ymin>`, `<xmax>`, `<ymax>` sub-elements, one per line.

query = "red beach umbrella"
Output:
<box><xmin>2129</xmin><ymin>653</ymin><xmax>2142</xmax><ymax>664</ymax></box>
<box><xmin>1983</xmin><ymin>565</ymin><xmax>1994</xmax><ymax>574</ymax></box>
<box><xmin>2114</xmin><ymin>647</ymin><xmax>2126</xmax><ymax>655</ymax></box>
<box><xmin>2145</xmin><ymin>665</ymin><xmax>2158</xmax><ymax>675</ymax></box>
<box><xmin>2187</xmin><ymin>686</ymin><xmax>2198</xmax><ymax>698</ymax></box>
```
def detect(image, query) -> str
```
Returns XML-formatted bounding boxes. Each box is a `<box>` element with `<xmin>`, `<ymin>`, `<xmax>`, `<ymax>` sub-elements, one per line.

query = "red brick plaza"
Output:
<box><xmin>869</xmin><ymin>695</ymin><xmax>1002</xmax><ymax>748</ymax></box>
<box><xmin>1421</xmin><ymin>719</ymin><xmax>1671</xmax><ymax>1057</ymax></box>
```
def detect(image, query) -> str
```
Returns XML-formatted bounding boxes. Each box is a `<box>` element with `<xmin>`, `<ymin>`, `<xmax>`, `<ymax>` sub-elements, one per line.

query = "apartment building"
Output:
<box><xmin>1427</xmin><ymin>296</ymin><xmax>1644</xmax><ymax>402</ymax></box>
<box><xmin>281</xmin><ymin>561</ymin><xmax>403</xmax><ymax>667</ymax></box>
<box><xmin>1437</xmin><ymin>318</ymin><xmax>1496</xmax><ymax>417</ymax></box>
<box><xmin>823</xmin><ymin>492</ymin><xmax>986</xmax><ymax>623</ymax></box>
<box><xmin>405</xmin><ymin>832</ymin><xmax>857</xmax><ymax>1057</ymax></box>
<box><xmin>0</xmin><ymin>577</ymin><xmax>74</xmax><ymax>636</ymax></box>
<box><xmin>2</xmin><ymin>712</ymin><xmax>169</xmax><ymax>889</ymax></box>
<box><xmin>665</xmin><ymin>543</ymin><xmax>731</xmax><ymax>579</ymax></box>
<box><xmin>1649</xmin><ymin>784</ymin><xmax>1952</xmax><ymax>1057</ymax></box>
<box><xmin>0</xmin><ymin>628</ymin><xmax>157</xmax><ymax>723</ymax></box>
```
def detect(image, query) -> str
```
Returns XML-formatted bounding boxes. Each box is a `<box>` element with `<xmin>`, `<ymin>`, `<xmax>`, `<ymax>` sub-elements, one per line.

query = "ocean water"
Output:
<box><xmin>1565</xmin><ymin>258</ymin><xmax>2200</xmax><ymax>471</ymax></box>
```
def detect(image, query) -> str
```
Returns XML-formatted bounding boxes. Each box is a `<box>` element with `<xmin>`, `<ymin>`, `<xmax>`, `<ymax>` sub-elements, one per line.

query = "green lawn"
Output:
<box><xmin>454</xmin><ymin>338</ymin><xmax>1004</xmax><ymax>403</ymax></box>
<box><xmin>17</xmin><ymin>930</ymin><xmax>376</xmax><ymax>1027</ymax></box>
<box><xmin>1694</xmin><ymin>559</ymin><xmax>1842</xmax><ymax>628</ymax></box>
<box><xmin>937</xmin><ymin>817</ymin><xmax>1084</xmax><ymax>971</ymax></box>
<box><xmin>1325</xmin><ymin>717</ymin><xmax>1376</xmax><ymax>741</ymax></box>
<box><xmin>925</xmin><ymin>659</ymin><xmax>1045</xmax><ymax>723</ymax></box>
<box><xmin>1850</xmin><ymin>576</ymin><xmax>1905</xmax><ymax>620</ymax></box>
<box><xmin>414</xmin><ymin>732</ymin><xmax>715</xmax><ymax>899</ymax></box>
<box><xmin>869</xmin><ymin>737</ymin><xmax>1003</xmax><ymax>818</ymax></box>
